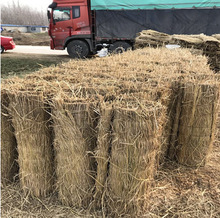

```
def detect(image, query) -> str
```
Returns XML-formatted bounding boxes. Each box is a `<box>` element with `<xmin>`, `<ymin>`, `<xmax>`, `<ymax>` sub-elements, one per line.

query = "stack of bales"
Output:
<box><xmin>1</xmin><ymin>48</ymin><xmax>219</xmax><ymax>216</ymax></box>
<box><xmin>135</xmin><ymin>30</ymin><xmax>220</xmax><ymax>72</ymax></box>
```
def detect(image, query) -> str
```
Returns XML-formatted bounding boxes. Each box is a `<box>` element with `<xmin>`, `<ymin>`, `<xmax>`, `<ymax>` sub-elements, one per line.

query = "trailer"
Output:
<box><xmin>48</xmin><ymin>0</ymin><xmax>220</xmax><ymax>58</ymax></box>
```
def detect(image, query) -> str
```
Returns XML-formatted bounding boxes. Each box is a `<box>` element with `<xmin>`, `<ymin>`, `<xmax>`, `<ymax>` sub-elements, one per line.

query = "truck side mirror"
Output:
<box><xmin>47</xmin><ymin>10</ymin><xmax>51</xmax><ymax>20</ymax></box>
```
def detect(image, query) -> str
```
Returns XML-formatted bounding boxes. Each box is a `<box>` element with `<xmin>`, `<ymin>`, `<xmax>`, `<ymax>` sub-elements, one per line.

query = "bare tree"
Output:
<box><xmin>1</xmin><ymin>1</ymin><xmax>48</xmax><ymax>26</ymax></box>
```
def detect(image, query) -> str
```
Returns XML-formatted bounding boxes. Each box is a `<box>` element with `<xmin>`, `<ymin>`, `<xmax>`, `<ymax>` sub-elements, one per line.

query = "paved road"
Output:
<box><xmin>9</xmin><ymin>45</ymin><xmax>68</xmax><ymax>55</ymax></box>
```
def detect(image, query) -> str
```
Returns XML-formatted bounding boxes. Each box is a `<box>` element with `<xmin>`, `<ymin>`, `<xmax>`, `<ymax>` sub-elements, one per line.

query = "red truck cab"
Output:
<box><xmin>48</xmin><ymin>0</ymin><xmax>93</xmax><ymax>58</ymax></box>
<box><xmin>48</xmin><ymin>0</ymin><xmax>132</xmax><ymax>58</ymax></box>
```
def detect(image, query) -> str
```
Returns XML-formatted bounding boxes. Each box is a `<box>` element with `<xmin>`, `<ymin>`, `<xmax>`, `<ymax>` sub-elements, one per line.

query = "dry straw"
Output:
<box><xmin>135</xmin><ymin>29</ymin><xmax>220</xmax><ymax>72</ymax></box>
<box><xmin>8</xmin><ymin>92</ymin><xmax>54</xmax><ymax>197</ymax></box>
<box><xmin>1</xmin><ymin>47</ymin><xmax>220</xmax><ymax>216</ymax></box>
<box><xmin>52</xmin><ymin>97</ymin><xmax>98</xmax><ymax>208</ymax></box>
<box><xmin>94</xmin><ymin>103</ymin><xmax>114</xmax><ymax>208</ymax></box>
<box><xmin>168</xmin><ymin>82</ymin><xmax>220</xmax><ymax>166</ymax></box>
<box><xmin>1</xmin><ymin>92</ymin><xmax>18</xmax><ymax>185</ymax></box>
<box><xmin>105</xmin><ymin>99</ymin><xmax>165</xmax><ymax>216</ymax></box>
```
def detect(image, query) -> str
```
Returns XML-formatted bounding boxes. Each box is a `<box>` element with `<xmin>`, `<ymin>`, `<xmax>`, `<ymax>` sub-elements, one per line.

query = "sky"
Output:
<box><xmin>0</xmin><ymin>0</ymin><xmax>52</xmax><ymax>12</ymax></box>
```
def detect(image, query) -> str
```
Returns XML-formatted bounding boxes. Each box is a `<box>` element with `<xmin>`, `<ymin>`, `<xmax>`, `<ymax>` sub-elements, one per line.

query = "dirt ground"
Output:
<box><xmin>1</xmin><ymin>31</ymin><xmax>50</xmax><ymax>46</ymax></box>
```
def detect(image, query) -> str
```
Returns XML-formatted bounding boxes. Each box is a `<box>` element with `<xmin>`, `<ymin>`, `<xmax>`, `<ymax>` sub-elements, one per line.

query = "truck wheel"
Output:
<box><xmin>109</xmin><ymin>41</ymin><xmax>132</xmax><ymax>54</ymax></box>
<box><xmin>67</xmin><ymin>40</ymin><xmax>89</xmax><ymax>58</ymax></box>
<box><xmin>1</xmin><ymin>46</ymin><xmax>4</xmax><ymax>54</ymax></box>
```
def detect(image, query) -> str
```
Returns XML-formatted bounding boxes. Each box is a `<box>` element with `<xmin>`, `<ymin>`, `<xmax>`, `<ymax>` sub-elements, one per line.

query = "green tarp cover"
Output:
<box><xmin>91</xmin><ymin>0</ymin><xmax>220</xmax><ymax>10</ymax></box>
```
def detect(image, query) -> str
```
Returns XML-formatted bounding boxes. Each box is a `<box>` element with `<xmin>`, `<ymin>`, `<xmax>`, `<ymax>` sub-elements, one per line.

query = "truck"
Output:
<box><xmin>47</xmin><ymin>0</ymin><xmax>220</xmax><ymax>58</ymax></box>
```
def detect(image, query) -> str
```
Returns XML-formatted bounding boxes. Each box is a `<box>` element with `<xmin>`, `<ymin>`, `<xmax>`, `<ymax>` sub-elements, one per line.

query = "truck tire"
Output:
<box><xmin>109</xmin><ymin>41</ymin><xmax>132</xmax><ymax>54</ymax></box>
<box><xmin>1</xmin><ymin>46</ymin><xmax>4</xmax><ymax>54</ymax></box>
<box><xmin>67</xmin><ymin>40</ymin><xmax>89</xmax><ymax>58</ymax></box>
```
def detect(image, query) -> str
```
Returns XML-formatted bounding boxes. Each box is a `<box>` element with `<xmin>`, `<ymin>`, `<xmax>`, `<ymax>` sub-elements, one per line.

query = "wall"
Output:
<box><xmin>2</xmin><ymin>26</ymin><xmax>27</xmax><ymax>33</ymax></box>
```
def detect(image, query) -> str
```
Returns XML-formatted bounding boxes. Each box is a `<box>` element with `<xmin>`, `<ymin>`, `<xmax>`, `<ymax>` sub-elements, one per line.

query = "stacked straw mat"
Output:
<box><xmin>1</xmin><ymin>47</ymin><xmax>220</xmax><ymax>216</ymax></box>
<box><xmin>168</xmin><ymin>83</ymin><xmax>219</xmax><ymax>166</ymax></box>
<box><xmin>1</xmin><ymin>92</ymin><xmax>18</xmax><ymax>185</ymax></box>
<box><xmin>135</xmin><ymin>29</ymin><xmax>220</xmax><ymax>72</ymax></box>
<box><xmin>52</xmin><ymin>98</ymin><xmax>98</xmax><ymax>208</ymax></box>
<box><xmin>94</xmin><ymin>103</ymin><xmax>113</xmax><ymax>206</ymax></box>
<box><xmin>8</xmin><ymin>93</ymin><xmax>54</xmax><ymax>197</ymax></box>
<box><xmin>94</xmin><ymin>98</ymin><xmax>165</xmax><ymax>216</ymax></box>
<box><xmin>108</xmin><ymin>101</ymin><xmax>164</xmax><ymax>216</ymax></box>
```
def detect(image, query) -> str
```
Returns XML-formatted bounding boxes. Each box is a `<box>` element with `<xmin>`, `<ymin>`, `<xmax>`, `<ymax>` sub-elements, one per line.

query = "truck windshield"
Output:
<box><xmin>53</xmin><ymin>8</ymin><xmax>71</xmax><ymax>22</ymax></box>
